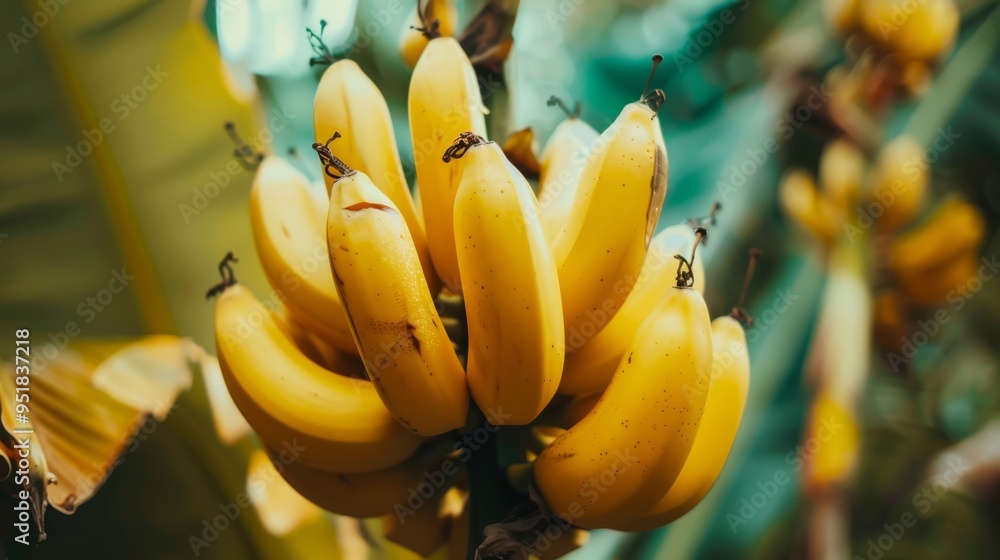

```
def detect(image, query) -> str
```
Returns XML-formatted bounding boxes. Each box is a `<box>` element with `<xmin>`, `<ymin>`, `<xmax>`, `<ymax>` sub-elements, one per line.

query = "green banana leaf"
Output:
<box><xmin>0</xmin><ymin>0</ymin><xmax>342</xmax><ymax>557</ymax></box>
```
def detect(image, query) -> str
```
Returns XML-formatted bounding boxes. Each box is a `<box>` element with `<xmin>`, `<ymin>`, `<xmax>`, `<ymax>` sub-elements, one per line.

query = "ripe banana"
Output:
<box><xmin>558</xmin><ymin>224</ymin><xmax>703</xmax><ymax>396</ymax></box>
<box><xmin>313</xmin><ymin>60</ymin><xmax>438</xmax><ymax>293</ymax></box>
<box><xmin>249</xmin><ymin>156</ymin><xmax>357</xmax><ymax>353</ymax></box>
<box><xmin>534</xmin><ymin>282</ymin><xmax>713</xmax><ymax>529</ymax></box>
<box><xmin>608</xmin><ymin>314</ymin><xmax>750</xmax><ymax>531</ymax></box>
<box><xmin>325</xmin><ymin>163</ymin><xmax>469</xmax><ymax>436</ymax></box>
<box><xmin>779</xmin><ymin>169</ymin><xmax>841</xmax><ymax>247</ymax></box>
<box><xmin>861</xmin><ymin>0</ymin><xmax>958</xmax><ymax>61</ymax></box>
<box><xmin>896</xmin><ymin>252</ymin><xmax>980</xmax><ymax>307</ymax></box>
<box><xmin>409</xmin><ymin>36</ymin><xmax>488</xmax><ymax>292</ymax></box>
<box><xmin>399</xmin><ymin>0</ymin><xmax>458</xmax><ymax>69</ymax></box>
<box><xmin>449</xmin><ymin>134</ymin><xmax>564</xmax><ymax>424</ymax></box>
<box><xmin>822</xmin><ymin>0</ymin><xmax>859</xmax><ymax>35</ymax></box>
<box><xmin>214</xmin><ymin>284</ymin><xmax>423</xmax><ymax>473</ymax></box>
<box><xmin>537</xmin><ymin>101</ymin><xmax>600</xmax><ymax>243</ymax></box>
<box><xmin>549</xmin><ymin>95</ymin><xmax>668</xmax><ymax>343</ymax></box>
<box><xmin>869</xmin><ymin>136</ymin><xmax>928</xmax><ymax>232</ymax></box>
<box><xmin>267</xmin><ymin>446</ymin><xmax>427</xmax><ymax>519</ymax></box>
<box><xmin>819</xmin><ymin>137</ymin><xmax>865</xmax><ymax>207</ymax></box>
<box><xmin>888</xmin><ymin>195</ymin><xmax>985</xmax><ymax>274</ymax></box>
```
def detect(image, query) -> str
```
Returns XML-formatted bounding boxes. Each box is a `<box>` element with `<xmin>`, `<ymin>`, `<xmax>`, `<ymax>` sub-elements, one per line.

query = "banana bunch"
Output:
<box><xmin>781</xmin><ymin>135</ymin><xmax>986</xmax><ymax>350</ymax></box>
<box><xmin>822</xmin><ymin>0</ymin><xmax>959</xmax><ymax>97</ymax></box>
<box><xmin>212</xmin><ymin>43</ymin><xmax>756</xmax><ymax>556</ymax></box>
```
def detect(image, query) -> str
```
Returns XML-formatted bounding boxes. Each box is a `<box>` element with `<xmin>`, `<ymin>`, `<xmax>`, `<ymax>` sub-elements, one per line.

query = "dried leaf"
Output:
<box><xmin>501</xmin><ymin>128</ymin><xmax>541</xmax><ymax>179</ymax></box>
<box><xmin>458</xmin><ymin>0</ymin><xmax>519</xmax><ymax>76</ymax></box>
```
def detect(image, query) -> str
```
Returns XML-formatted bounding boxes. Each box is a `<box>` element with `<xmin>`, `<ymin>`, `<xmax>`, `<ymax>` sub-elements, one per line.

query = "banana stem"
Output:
<box><xmin>464</xmin><ymin>412</ymin><xmax>519</xmax><ymax>559</ymax></box>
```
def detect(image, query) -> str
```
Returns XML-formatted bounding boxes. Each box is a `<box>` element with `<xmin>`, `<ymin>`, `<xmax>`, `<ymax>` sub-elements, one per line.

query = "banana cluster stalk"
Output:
<box><xmin>212</xmin><ymin>47</ymin><xmax>758</xmax><ymax>556</ymax></box>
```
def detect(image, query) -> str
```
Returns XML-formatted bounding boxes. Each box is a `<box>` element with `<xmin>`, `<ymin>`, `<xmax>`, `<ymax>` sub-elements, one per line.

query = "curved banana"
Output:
<box><xmin>325</xmin><ymin>164</ymin><xmax>469</xmax><ymax>436</ymax></box>
<box><xmin>819</xmin><ymin>137</ymin><xmax>865</xmax><ymax>207</ymax></box>
<box><xmin>450</xmin><ymin>135</ymin><xmax>564</xmax><ymax>424</ymax></box>
<box><xmin>608</xmin><ymin>315</ymin><xmax>750</xmax><ymax>531</ymax></box>
<box><xmin>249</xmin><ymin>156</ymin><xmax>357</xmax><ymax>353</ymax></box>
<box><xmin>559</xmin><ymin>224</ymin><xmax>703</xmax><ymax>395</ymax></box>
<box><xmin>549</xmin><ymin>97</ymin><xmax>668</xmax><ymax>342</ymax></box>
<box><xmin>868</xmin><ymin>136</ymin><xmax>928</xmax><ymax>232</ymax></box>
<box><xmin>409</xmin><ymin>36</ymin><xmax>488</xmax><ymax>292</ymax></box>
<box><xmin>888</xmin><ymin>195</ymin><xmax>985</xmax><ymax>274</ymax></box>
<box><xmin>267</xmin><ymin>447</ymin><xmax>424</xmax><ymax>519</ymax></box>
<box><xmin>534</xmin><ymin>282</ymin><xmax>713</xmax><ymax>529</ymax></box>
<box><xmin>214</xmin><ymin>284</ymin><xmax>423</xmax><ymax>473</ymax></box>
<box><xmin>537</xmin><ymin>107</ymin><xmax>600</xmax><ymax>243</ymax></box>
<box><xmin>399</xmin><ymin>0</ymin><xmax>458</xmax><ymax>69</ymax></box>
<box><xmin>314</xmin><ymin>60</ymin><xmax>438</xmax><ymax>293</ymax></box>
<box><xmin>896</xmin><ymin>252</ymin><xmax>979</xmax><ymax>307</ymax></box>
<box><xmin>861</xmin><ymin>0</ymin><xmax>958</xmax><ymax>61</ymax></box>
<box><xmin>779</xmin><ymin>169</ymin><xmax>841</xmax><ymax>247</ymax></box>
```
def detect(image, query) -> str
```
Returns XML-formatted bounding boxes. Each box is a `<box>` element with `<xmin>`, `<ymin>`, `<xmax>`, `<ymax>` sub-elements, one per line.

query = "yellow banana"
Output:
<box><xmin>819</xmin><ymin>137</ymin><xmax>865</xmax><ymax>208</ymax></box>
<box><xmin>399</xmin><ymin>0</ymin><xmax>458</xmax><ymax>69</ymax></box>
<box><xmin>822</xmin><ymin>0</ymin><xmax>859</xmax><ymax>34</ymax></box>
<box><xmin>534</xmin><ymin>273</ymin><xmax>713</xmax><ymax>529</ymax></box>
<box><xmin>888</xmin><ymin>195</ymin><xmax>985</xmax><ymax>274</ymax></box>
<box><xmin>214</xmin><ymin>284</ymin><xmax>423</xmax><ymax>473</ymax></box>
<box><xmin>324</xmin><ymin>158</ymin><xmax>469</xmax><ymax>436</ymax></box>
<box><xmin>267</xmin><ymin>447</ymin><xmax>425</xmax><ymax>519</ymax></box>
<box><xmin>549</xmin><ymin>84</ymin><xmax>669</xmax><ymax>343</ymax></box>
<box><xmin>313</xmin><ymin>60</ymin><xmax>438</xmax><ymax>293</ymax></box>
<box><xmin>896</xmin><ymin>252</ymin><xmax>980</xmax><ymax>307</ymax></box>
<box><xmin>537</xmin><ymin>98</ymin><xmax>600</xmax><ymax>243</ymax></box>
<box><xmin>409</xmin><ymin>36</ymin><xmax>488</xmax><ymax>292</ymax></box>
<box><xmin>249</xmin><ymin>156</ymin><xmax>357</xmax><ymax>353</ymax></box>
<box><xmin>449</xmin><ymin>134</ymin><xmax>564</xmax><ymax>424</ymax></box>
<box><xmin>779</xmin><ymin>169</ymin><xmax>841</xmax><ymax>247</ymax></box>
<box><xmin>608</xmin><ymin>314</ymin><xmax>750</xmax><ymax>531</ymax></box>
<box><xmin>559</xmin><ymin>224</ymin><xmax>703</xmax><ymax>396</ymax></box>
<box><xmin>868</xmin><ymin>136</ymin><xmax>928</xmax><ymax>232</ymax></box>
<box><xmin>861</xmin><ymin>0</ymin><xmax>958</xmax><ymax>61</ymax></box>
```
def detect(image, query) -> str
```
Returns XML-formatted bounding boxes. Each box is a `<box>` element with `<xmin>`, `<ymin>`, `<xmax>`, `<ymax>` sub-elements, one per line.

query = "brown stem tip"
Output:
<box><xmin>312</xmin><ymin>132</ymin><xmax>355</xmax><ymax>180</ymax></box>
<box><xmin>547</xmin><ymin>96</ymin><xmax>581</xmax><ymax>119</ymax></box>
<box><xmin>640</xmin><ymin>54</ymin><xmax>666</xmax><ymax>113</ymax></box>
<box><xmin>675</xmin><ymin>226</ymin><xmax>707</xmax><ymax>288</ymax></box>
<box><xmin>206</xmin><ymin>252</ymin><xmax>239</xmax><ymax>299</ymax></box>
<box><xmin>224</xmin><ymin>122</ymin><xmax>264</xmax><ymax>170</ymax></box>
<box><xmin>442</xmin><ymin>132</ymin><xmax>487</xmax><ymax>162</ymax></box>
<box><xmin>731</xmin><ymin>248</ymin><xmax>761</xmax><ymax>327</ymax></box>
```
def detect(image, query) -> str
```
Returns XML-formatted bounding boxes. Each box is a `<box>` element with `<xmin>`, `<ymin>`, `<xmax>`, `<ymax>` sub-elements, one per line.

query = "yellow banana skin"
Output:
<box><xmin>888</xmin><ymin>196</ymin><xmax>985</xmax><ymax>273</ymax></box>
<box><xmin>399</xmin><ymin>0</ymin><xmax>458</xmax><ymax>69</ymax></box>
<box><xmin>609</xmin><ymin>315</ymin><xmax>750</xmax><ymax>531</ymax></box>
<box><xmin>550</xmin><ymin>102</ymin><xmax>668</xmax><ymax>342</ymax></box>
<box><xmin>327</xmin><ymin>170</ymin><xmax>469</xmax><ymax>436</ymax></box>
<box><xmin>409</xmin><ymin>37</ymin><xmax>488</xmax><ymax>291</ymax></box>
<box><xmin>537</xmin><ymin>117</ymin><xmax>600</xmax><ymax>243</ymax></box>
<box><xmin>267</xmin><ymin>447</ymin><xmax>423</xmax><ymax>519</ymax></box>
<box><xmin>452</xmin><ymin>140</ymin><xmax>564</xmax><ymax>424</ymax></box>
<box><xmin>214</xmin><ymin>284</ymin><xmax>423</xmax><ymax>473</ymax></box>
<box><xmin>249</xmin><ymin>156</ymin><xmax>357</xmax><ymax>353</ymax></box>
<box><xmin>534</xmin><ymin>287</ymin><xmax>712</xmax><ymax>529</ymax></box>
<box><xmin>559</xmin><ymin>224</ymin><xmax>703</xmax><ymax>396</ymax></box>
<box><xmin>313</xmin><ymin>60</ymin><xmax>438</xmax><ymax>293</ymax></box>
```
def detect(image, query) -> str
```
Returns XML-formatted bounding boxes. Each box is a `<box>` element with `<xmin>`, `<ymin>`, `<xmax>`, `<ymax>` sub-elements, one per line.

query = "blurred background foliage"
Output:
<box><xmin>1</xmin><ymin>0</ymin><xmax>999</xmax><ymax>558</ymax></box>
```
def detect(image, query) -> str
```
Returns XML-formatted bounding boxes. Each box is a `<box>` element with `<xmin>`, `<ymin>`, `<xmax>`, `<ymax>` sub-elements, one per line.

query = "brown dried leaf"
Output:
<box><xmin>458</xmin><ymin>0</ymin><xmax>519</xmax><ymax>76</ymax></box>
<box><xmin>501</xmin><ymin>127</ymin><xmax>541</xmax><ymax>179</ymax></box>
